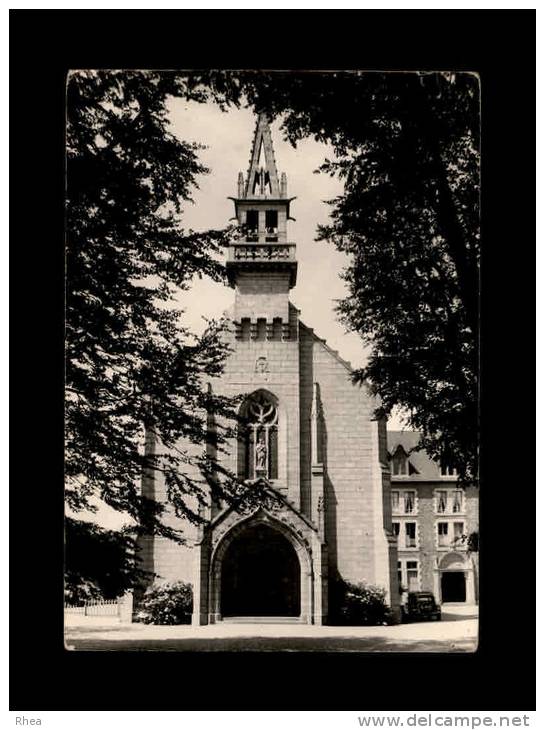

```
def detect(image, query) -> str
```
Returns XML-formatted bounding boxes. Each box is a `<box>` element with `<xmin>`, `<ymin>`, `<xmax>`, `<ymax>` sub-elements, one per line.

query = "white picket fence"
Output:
<box><xmin>65</xmin><ymin>598</ymin><xmax>121</xmax><ymax>617</ymax></box>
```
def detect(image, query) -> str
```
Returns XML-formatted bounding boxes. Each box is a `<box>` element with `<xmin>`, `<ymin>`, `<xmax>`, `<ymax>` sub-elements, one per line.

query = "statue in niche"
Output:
<box><xmin>255</xmin><ymin>433</ymin><xmax>267</xmax><ymax>472</ymax></box>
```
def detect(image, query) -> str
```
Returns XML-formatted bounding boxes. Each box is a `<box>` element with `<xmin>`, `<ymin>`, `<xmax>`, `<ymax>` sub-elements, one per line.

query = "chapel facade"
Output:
<box><xmin>139</xmin><ymin>115</ymin><xmax>400</xmax><ymax>625</ymax></box>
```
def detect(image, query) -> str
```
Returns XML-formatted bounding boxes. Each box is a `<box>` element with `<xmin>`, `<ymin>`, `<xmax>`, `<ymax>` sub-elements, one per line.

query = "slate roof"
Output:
<box><xmin>387</xmin><ymin>430</ymin><xmax>451</xmax><ymax>481</ymax></box>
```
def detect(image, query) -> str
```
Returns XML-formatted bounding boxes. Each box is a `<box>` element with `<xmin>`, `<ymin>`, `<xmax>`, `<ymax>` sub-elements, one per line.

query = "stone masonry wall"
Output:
<box><xmin>235</xmin><ymin>271</ymin><xmax>292</xmax><ymax>323</ymax></box>
<box><xmin>215</xmin><ymin>302</ymin><xmax>301</xmax><ymax>509</ymax></box>
<box><xmin>137</xmin><ymin>433</ymin><xmax>202</xmax><ymax>588</ymax></box>
<box><xmin>300</xmin><ymin>323</ymin><xmax>389</xmax><ymax>588</ymax></box>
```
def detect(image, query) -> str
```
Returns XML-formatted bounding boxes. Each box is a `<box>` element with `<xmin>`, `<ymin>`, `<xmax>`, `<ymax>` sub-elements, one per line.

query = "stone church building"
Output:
<box><xmin>139</xmin><ymin>114</ymin><xmax>400</xmax><ymax>625</ymax></box>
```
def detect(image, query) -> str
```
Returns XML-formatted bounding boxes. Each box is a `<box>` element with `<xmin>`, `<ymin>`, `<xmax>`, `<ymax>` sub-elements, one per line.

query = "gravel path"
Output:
<box><xmin>64</xmin><ymin>607</ymin><xmax>478</xmax><ymax>652</ymax></box>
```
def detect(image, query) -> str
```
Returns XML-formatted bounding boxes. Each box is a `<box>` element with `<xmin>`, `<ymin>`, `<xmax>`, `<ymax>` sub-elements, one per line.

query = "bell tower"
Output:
<box><xmin>226</xmin><ymin>114</ymin><xmax>297</xmax><ymax>340</ymax></box>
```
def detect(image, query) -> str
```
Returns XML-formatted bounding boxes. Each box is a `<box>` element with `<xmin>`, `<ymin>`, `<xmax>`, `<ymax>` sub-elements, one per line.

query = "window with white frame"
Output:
<box><xmin>453</xmin><ymin>521</ymin><xmax>465</xmax><ymax>546</ymax></box>
<box><xmin>437</xmin><ymin>520</ymin><xmax>466</xmax><ymax>548</ymax></box>
<box><xmin>403</xmin><ymin>490</ymin><xmax>416</xmax><ymax>514</ymax></box>
<box><xmin>392</xmin><ymin>489</ymin><xmax>417</xmax><ymax>515</ymax></box>
<box><xmin>405</xmin><ymin>522</ymin><xmax>417</xmax><ymax>548</ymax></box>
<box><xmin>392</xmin><ymin>521</ymin><xmax>400</xmax><ymax>540</ymax></box>
<box><xmin>440</xmin><ymin>462</ymin><xmax>457</xmax><ymax>477</ymax></box>
<box><xmin>434</xmin><ymin>488</ymin><xmax>465</xmax><ymax>515</ymax></box>
<box><xmin>452</xmin><ymin>490</ymin><xmax>463</xmax><ymax>513</ymax></box>
<box><xmin>406</xmin><ymin>560</ymin><xmax>419</xmax><ymax>591</ymax></box>
<box><xmin>436</xmin><ymin>490</ymin><xmax>448</xmax><ymax>514</ymax></box>
<box><xmin>437</xmin><ymin>521</ymin><xmax>449</xmax><ymax>547</ymax></box>
<box><xmin>398</xmin><ymin>558</ymin><xmax>420</xmax><ymax>591</ymax></box>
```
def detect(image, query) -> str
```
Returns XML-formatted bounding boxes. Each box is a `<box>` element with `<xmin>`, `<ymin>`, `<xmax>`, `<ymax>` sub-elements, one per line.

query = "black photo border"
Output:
<box><xmin>10</xmin><ymin>7</ymin><xmax>536</xmax><ymax>712</ymax></box>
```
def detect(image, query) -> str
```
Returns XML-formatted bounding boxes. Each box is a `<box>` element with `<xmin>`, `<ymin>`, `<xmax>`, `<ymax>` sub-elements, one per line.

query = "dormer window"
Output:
<box><xmin>392</xmin><ymin>447</ymin><xmax>408</xmax><ymax>476</ymax></box>
<box><xmin>440</xmin><ymin>462</ymin><xmax>458</xmax><ymax>477</ymax></box>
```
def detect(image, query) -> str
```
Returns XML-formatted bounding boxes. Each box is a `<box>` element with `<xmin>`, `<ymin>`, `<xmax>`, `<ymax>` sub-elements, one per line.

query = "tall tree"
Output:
<box><xmin>201</xmin><ymin>70</ymin><xmax>480</xmax><ymax>482</ymax></box>
<box><xmin>66</xmin><ymin>70</ymin><xmax>243</xmax><ymax>550</ymax></box>
<box><xmin>64</xmin><ymin>517</ymin><xmax>148</xmax><ymax>603</ymax></box>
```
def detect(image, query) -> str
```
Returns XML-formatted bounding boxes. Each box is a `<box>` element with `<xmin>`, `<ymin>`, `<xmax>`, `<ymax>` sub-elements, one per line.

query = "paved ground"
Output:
<box><xmin>64</xmin><ymin>605</ymin><xmax>478</xmax><ymax>652</ymax></box>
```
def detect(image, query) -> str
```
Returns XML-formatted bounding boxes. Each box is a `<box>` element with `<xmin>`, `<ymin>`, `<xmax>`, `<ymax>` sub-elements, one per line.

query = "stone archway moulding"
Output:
<box><xmin>208</xmin><ymin>507</ymin><xmax>314</xmax><ymax>624</ymax></box>
<box><xmin>432</xmin><ymin>551</ymin><xmax>477</xmax><ymax>606</ymax></box>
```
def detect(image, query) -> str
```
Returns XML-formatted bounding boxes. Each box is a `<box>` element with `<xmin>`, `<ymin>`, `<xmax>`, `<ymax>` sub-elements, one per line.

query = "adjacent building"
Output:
<box><xmin>388</xmin><ymin>431</ymin><xmax>479</xmax><ymax>606</ymax></box>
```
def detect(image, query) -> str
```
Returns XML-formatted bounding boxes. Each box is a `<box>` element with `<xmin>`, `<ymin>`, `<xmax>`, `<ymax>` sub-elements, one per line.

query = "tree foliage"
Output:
<box><xmin>64</xmin><ymin>517</ymin><xmax>148</xmax><ymax>603</ymax></box>
<box><xmin>66</xmin><ymin>70</ymin><xmax>246</xmax><ymax>546</ymax></box>
<box><xmin>198</xmin><ymin>70</ymin><xmax>480</xmax><ymax>482</ymax></box>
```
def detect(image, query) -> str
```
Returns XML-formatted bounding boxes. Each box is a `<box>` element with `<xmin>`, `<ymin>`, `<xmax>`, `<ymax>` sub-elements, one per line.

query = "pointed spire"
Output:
<box><xmin>245</xmin><ymin>113</ymin><xmax>280</xmax><ymax>198</ymax></box>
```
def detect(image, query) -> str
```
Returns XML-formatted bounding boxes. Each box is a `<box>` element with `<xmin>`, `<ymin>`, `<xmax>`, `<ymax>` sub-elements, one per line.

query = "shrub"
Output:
<box><xmin>329</xmin><ymin>579</ymin><xmax>393</xmax><ymax>626</ymax></box>
<box><xmin>135</xmin><ymin>581</ymin><xmax>193</xmax><ymax>625</ymax></box>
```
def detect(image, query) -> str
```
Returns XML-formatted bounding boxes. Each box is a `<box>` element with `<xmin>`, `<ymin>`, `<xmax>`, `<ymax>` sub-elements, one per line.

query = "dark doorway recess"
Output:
<box><xmin>221</xmin><ymin>523</ymin><xmax>300</xmax><ymax>617</ymax></box>
<box><xmin>441</xmin><ymin>571</ymin><xmax>466</xmax><ymax>603</ymax></box>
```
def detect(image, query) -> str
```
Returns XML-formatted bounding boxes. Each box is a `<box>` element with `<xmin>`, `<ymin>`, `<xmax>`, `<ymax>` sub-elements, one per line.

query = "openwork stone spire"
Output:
<box><xmin>227</xmin><ymin>113</ymin><xmax>298</xmax><ymax>336</ymax></box>
<box><xmin>244</xmin><ymin>113</ymin><xmax>281</xmax><ymax>198</ymax></box>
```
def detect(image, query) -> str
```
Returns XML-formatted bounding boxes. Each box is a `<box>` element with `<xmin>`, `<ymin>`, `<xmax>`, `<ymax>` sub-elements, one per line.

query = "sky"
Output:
<box><xmin>75</xmin><ymin>96</ymin><xmax>409</xmax><ymax>531</ymax></box>
<box><xmin>169</xmin><ymin>98</ymin><xmax>369</xmax><ymax>371</ymax></box>
<box><xmin>169</xmin><ymin>98</ymin><xmax>408</xmax><ymax>426</ymax></box>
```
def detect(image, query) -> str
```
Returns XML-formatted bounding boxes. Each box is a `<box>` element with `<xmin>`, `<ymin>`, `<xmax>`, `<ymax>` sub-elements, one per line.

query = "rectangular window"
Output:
<box><xmin>437</xmin><ymin>490</ymin><xmax>448</xmax><ymax>513</ymax></box>
<box><xmin>397</xmin><ymin>561</ymin><xmax>403</xmax><ymax>587</ymax></box>
<box><xmin>440</xmin><ymin>462</ymin><xmax>457</xmax><ymax>477</ymax></box>
<box><xmin>406</xmin><ymin>560</ymin><xmax>419</xmax><ymax>591</ymax></box>
<box><xmin>404</xmin><ymin>491</ymin><xmax>416</xmax><ymax>514</ymax></box>
<box><xmin>453</xmin><ymin>490</ymin><xmax>463</xmax><ymax>513</ymax></box>
<box><xmin>246</xmin><ymin>210</ymin><xmax>259</xmax><ymax>239</ymax></box>
<box><xmin>453</xmin><ymin>522</ymin><xmax>464</xmax><ymax>544</ymax></box>
<box><xmin>391</xmin><ymin>490</ymin><xmax>400</xmax><ymax>512</ymax></box>
<box><xmin>405</xmin><ymin>522</ymin><xmax>417</xmax><ymax>548</ymax></box>
<box><xmin>265</xmin><ymin>210</ymin><xmax>278</xmax><ymax>232</ymax></box>
<box><xmin>438</xmin><ymin>522</ymin><xmax>449</xmax><ymax>547</ymax></box>
<box><xmin>392</xmin><ymin>522</ymin><xmax>400</xmax><ymax>538</ymax></box>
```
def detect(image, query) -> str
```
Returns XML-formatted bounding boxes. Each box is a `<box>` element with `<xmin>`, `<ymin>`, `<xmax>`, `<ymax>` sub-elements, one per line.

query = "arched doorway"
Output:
<box><xmin>435</xmin><ymin>552</ymin><xmax>475</xmax><ymax>604</ymax></box>
<box><xmin>220</xmin><ymin>523</ymin><xmax>301</xmax><ymax>617</ymax></box>
<box><xmin>441</xmin><ymin>571</ymin><xmax>466</xmax><ymax>603</ymax></box>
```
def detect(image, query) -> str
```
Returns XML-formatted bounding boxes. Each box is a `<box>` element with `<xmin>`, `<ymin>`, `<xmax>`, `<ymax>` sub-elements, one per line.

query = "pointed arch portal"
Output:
<box><xmin>220</xmin><ymin>523</ymin><xmax>301</xmax><ymax>617</ymax></box>
<box><xmin>206</xmin><ymin>510</ymin><xmax>315</xmax><ymax>623</ymax></box>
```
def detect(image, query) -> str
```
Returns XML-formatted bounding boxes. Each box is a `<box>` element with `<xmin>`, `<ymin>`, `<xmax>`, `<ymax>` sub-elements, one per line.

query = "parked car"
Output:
<box><xmin>401</xmin><ymin>591</ymin><xmax>441</xmax><ymax>622</ymax></box>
